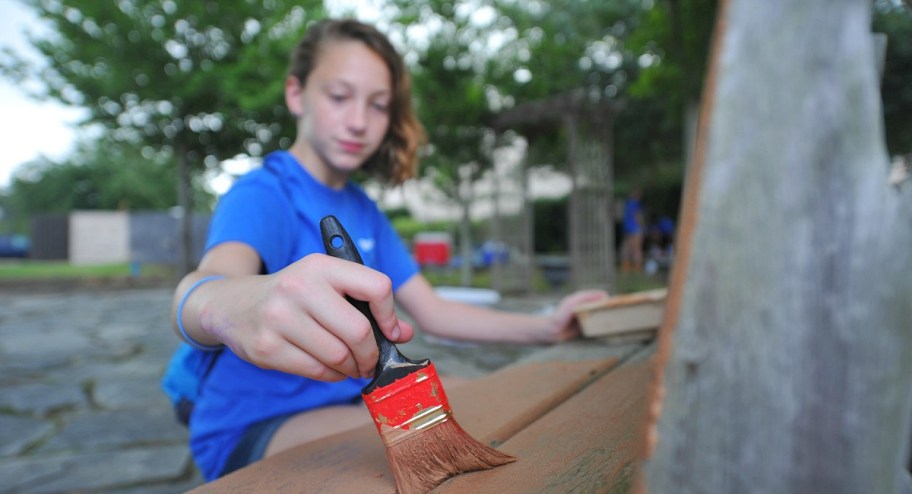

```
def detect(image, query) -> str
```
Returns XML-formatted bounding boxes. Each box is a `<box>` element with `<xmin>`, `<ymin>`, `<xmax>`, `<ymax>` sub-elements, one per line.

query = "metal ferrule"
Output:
<box><xmin>380</xmin><ymin>404</ymin><xmax>452</xmax><ymax>446</ymax></box>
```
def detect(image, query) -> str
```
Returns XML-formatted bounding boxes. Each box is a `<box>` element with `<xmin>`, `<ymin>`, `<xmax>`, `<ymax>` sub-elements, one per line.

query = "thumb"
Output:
<box><xmin>386</xmin><ymin>318</ymin><xmax>414</xmax><ymax>344</ymax></box>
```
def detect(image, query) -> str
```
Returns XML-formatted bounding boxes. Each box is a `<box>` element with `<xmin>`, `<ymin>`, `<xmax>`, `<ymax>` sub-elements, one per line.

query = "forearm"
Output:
<box><xmin>396</xmin><ymin>275</ymin><xmax>608</xmax><ymax>345</ymax></box>
<box><xmin>396</xmin><ymin>275</ymin><xmax>561</xmax><ymax>344</ymax></box>
<box><xmin>415</xmin><ymin>299</ymin><xmax>553</xmax><ymax>344</ymax></box>
<box><xmin>170</xmin><ymin>272</ymin><xmax>257</xmax><ymax>349</ymax></box>
<box><xmin>170</xmin><ymin>241</ymin><xmax>268</xmax><ymax>349</ymax></box>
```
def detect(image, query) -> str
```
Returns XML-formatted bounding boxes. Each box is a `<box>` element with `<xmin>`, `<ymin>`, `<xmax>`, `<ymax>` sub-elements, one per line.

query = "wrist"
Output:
<box><xmin>177</xmin><ymin>275</ymin><xmax>225</xmax><ymax>351</ymax></box>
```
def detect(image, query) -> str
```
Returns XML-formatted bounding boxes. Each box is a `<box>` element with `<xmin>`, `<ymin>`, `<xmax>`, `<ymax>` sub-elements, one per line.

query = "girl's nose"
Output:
<box><xmin>346</xmin><ymin>103</ymin><xmax>368</xmax><ymax>133</ymax></box>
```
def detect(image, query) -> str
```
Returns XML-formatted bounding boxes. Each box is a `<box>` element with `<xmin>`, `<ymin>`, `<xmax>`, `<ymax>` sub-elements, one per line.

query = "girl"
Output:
<box><xmin>168</xmin><ymin>18</ymin><xmax>607</xmax><ymax>481</ymax></box>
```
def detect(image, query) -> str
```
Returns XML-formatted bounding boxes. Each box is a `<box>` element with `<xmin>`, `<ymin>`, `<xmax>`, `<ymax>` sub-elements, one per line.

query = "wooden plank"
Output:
<box><xmin>646</xmin><ymin>1</ymin><xmax>912</xmax><ymax>492</ymax></box>
<box><xmin>435</xmin><ymin>359</ymin><xmax>652</xmax><ymax>493</ymax></box>
<box><xmin>574</xmin><ymin>289</ymin><xmax>666</xmax><ymax>340</ymax></box>
<box><xmin>191</xmin><ymin>358</ymin><xmax>619</xmax><ymax>493</ymax></box>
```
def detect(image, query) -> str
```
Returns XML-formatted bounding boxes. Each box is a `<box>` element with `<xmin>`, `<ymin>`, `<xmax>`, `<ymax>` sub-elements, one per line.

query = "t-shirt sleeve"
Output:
<box><xmin>205</xmin><ymin>177</ymin><xmax>295</xmax><ymax>274</ymax></box>
<box><xmin>371</xmin><ymin>207</ymin><xmax>419</xmax><ymax>291</ymax></box>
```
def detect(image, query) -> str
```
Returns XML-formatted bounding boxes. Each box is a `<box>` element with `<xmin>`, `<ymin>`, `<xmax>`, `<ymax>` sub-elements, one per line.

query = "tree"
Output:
<box><xmin>485</xmin><ymin>0</ymin><xmax>649</xmax><ymax>172</ymax></box>
<box><xmin>0</xmin><ymin>137</ymin><xmax>212</xmax><ymax>232</ymax></box>
<box><xmin>622</xmin><ymin>0</ymin><xmax>717</xmax><ymax>176</ymax></box>
<box><xmin>873</xmin><ymin>1</ymin><xmax>912</xmax><ymax>158</ymax></box>
<box><xmin>385</xmin><ymin>0</ymin><xmax>648</xmax><ymax>285</ymax></box>
<box><xmin>2</xmin><ymin>0</ymin><xmax>323</xmax><ymax>273</ymax></box>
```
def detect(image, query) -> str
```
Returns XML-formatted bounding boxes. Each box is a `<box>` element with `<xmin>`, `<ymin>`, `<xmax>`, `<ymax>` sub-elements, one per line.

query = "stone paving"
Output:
<box><xmin>1</xmin><ymin>287</ymin><xmax>200</xmax><ymax>494</ymax></box>
<box><xmin>0</xmin><ymin>285</ymin><xmax>639</xmax><ymax>493</ymax></box>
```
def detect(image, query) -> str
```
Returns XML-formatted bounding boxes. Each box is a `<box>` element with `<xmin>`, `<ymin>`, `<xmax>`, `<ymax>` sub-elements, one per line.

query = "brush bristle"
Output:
<box><xmin>385</xmin><ymin>419</ymin><xmax>515</xmax><ymax>494</ymax></box>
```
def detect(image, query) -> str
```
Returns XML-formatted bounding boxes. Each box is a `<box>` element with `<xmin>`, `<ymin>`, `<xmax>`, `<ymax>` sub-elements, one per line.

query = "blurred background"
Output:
<box><xmin>0</xmin><ymin>1</ymin><xmax>910</xmax><ymax>493</ymax></box>
<box><xmin>0</xmin><ymin>0</ymin><xmax>909</xmax><ymax>295</ymax></box>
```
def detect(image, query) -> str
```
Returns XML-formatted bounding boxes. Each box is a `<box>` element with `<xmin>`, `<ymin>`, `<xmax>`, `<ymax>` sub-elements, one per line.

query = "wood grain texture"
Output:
<box><xmin>645</xmin><ymin>0</ymin><xmax>912</xmax><ymax>492</ymax></box>
<box><xmin>435</xmin><ymin>359</ymin><xmax>651</xmax><ymax>494</ymax></box>
<box><xmin>191</xmin><ymin>358</ymin><xmax>620</xmax><ymax>493</ymax></box>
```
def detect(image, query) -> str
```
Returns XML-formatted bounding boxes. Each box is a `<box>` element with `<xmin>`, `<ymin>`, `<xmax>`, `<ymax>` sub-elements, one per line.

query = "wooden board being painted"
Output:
<box><xmin>573</xmin><ymin>288</ymin><xmax>667</xmax><ymax>342</ymax></box>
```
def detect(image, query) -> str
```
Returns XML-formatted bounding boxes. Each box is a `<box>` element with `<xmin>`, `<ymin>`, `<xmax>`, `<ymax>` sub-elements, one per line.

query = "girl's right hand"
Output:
<box><xmin>178</xmin><ymin>251</ymin><xmax>413</xmax><ymax>382</ymax></box>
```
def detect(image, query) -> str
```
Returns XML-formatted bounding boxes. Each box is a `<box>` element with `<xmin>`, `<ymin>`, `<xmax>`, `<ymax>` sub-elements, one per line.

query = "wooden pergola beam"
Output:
<box><xmin>488</xmin><ymin>89</ymin><xmax>622</xmax><ymax>132</ymax></box>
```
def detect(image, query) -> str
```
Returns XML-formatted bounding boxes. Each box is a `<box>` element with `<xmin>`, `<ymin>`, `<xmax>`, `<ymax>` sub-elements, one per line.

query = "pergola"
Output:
<box><xmin>487</xmin><ymin>89</ymin><xmax>622</xmax><ymax>293</ymax></box>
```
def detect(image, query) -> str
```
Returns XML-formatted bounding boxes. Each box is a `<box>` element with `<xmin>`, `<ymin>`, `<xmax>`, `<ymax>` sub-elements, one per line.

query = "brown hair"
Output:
<box><xmin>288</xmin><ymin>18</ymin><xmax>425</xmax><ymax>185</ymax></box>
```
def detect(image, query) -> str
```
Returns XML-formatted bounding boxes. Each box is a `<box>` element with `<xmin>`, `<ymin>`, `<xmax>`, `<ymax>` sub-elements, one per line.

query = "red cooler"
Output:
<box><xmin>413</xmin><ymin>232</ymin><xmax>452</xmax><ymax>267</ymax></box>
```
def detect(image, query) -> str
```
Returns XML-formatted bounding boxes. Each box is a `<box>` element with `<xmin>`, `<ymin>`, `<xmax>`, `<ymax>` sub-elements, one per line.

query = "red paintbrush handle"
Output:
<box><xmin>364</xmin><ymin>362</ymin><xmax>453</xmax><ymax>445</ymax></box>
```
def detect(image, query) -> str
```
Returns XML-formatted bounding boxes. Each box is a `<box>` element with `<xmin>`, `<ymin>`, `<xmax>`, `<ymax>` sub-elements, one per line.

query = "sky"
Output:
<box><xmin>0</xmin><ymin>0</ymin><xmax>568</xmax><ymax>218</ymax></box>
<box><xmin>0</xmin><ymin>0</ymin><xmax>384</xmax><ymax>191</ymax></box>
<box><xmin>0</xmin><ymin>0</ymin><xmax>86</xmax><ymax>189</ymax></box>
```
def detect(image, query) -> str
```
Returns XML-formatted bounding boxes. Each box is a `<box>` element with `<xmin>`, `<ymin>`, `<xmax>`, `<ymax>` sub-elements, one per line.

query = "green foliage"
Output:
<box><xmin>391</xmin><ymin>1</ymin><xmax>496</xmax><ymax>196</ymax></box>
<box><xmin>384</xmin><ymin>0</ymin><xmax>659</xmax><ymax>283</ymax></box>
<box><xmin>1</xmin><ymin>138</ymin><xmax>210</xmax><ymax>223</ymax></box>
<box><xmin>0</xmin><ymin>0</ymin><xmax>326</xmax><ymax>263</ymax></box>
<box><xmin>0</xmin><ymin>0</ymin><xmax>726</xmax><ymax>241</ymax></box>
<box><xmin>383</xmin><ymin>206</ymin><xmax>412</xmax><ymax>221</ymax></box>
<box><xmin>613</xmin><ymin>96</ymin><xmax>684</xmax><ymax>177</ymax></box>
<box><xmin>626</xmin><ymin>0</ymin><xmax>717</xmax><ymax>106</ymax></box>
<box><xmin>390</xmin><ymin>216</ymin><xmax>456</xmax><ymax>243</ymax></box>
<box><xmin>873</xmin><ymin>3</ymin><xmax>912</xmax><ymax>156</ymax></box>
<box><xmin>638</xmin><ymin>162</ymin><xmax>683</xmax><ymax>219</ymax></box>
<box><xmin>6</xmin><ymin>0</ymin><xmax>322</xmax><ymax>163</ymax></box>
<box><xmin>388</xmin><ymin>0</ymin><xmax>653</xmax><ymax>181</ymax></box>
<box><xmin>532</xmin><ymin>196</ymin><xmax>569</xmax><ymax>253</ymax></box>
<box><xmin>621</xmin><ymin>0</ymin><xmax>717</xmax><ymax>175</ymax></box>
<box><xmin>491</xmin><ymin>0</ymin><xmax>645</xmax><ymax>103</ymax></box>
<box><xmin>486</xmin><ymin>0</ymin><xmax>648</xmax><ymax>172</ymax></box>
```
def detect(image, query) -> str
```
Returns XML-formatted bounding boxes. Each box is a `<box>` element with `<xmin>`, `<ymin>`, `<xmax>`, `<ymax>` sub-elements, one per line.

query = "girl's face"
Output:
<box><xmin>286</xmin><ymin>40</ymin><xmax>392</xmax><ymax>188</ymax></box>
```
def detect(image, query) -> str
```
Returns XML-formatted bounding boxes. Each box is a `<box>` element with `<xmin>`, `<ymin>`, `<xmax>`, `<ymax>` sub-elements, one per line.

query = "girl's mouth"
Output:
<box><xmin>339</xmin><ymin>140</ymin><xmax>365</xmax><ymax>153</ymax></box>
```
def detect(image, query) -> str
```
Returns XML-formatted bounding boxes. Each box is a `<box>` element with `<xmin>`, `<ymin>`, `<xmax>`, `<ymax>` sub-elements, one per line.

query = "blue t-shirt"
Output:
<box><xmin>188</xmin><ymin>150</ymin><xmax>418</xmax><ymax>480</ymax></box>
<box><xmin>622</xmin><ymin>197</ymin><xmax>643</xmax><ymax>235</ymax></box>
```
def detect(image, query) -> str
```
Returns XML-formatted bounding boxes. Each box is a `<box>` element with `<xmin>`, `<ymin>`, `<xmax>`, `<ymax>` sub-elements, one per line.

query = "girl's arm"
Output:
<box><xmin>170</xmin><ymin>241</ymin><xmax>413</xmax><ymax>381</ymax></box>
<box><xmin>395</xmin><ymin>274</ymin><xmax>608</xmax><ymax>344</ymax></box>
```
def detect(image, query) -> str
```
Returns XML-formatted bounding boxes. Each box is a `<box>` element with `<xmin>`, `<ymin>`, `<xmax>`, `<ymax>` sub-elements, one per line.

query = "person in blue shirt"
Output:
<box><xmin>169</xmin><ymin>18</ymin><xmax>608</xmax><ymax>481</ymax></box>
<box><xmin>620</xmin><ymin>188</ymin><xmax>645</xmax><ymax>273</ymax></box>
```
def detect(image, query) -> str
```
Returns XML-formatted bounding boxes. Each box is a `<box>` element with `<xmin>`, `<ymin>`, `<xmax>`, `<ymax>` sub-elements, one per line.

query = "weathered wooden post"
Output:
<box><xmin>645</xmin><ymin>0</ymin><xmax>912</xmax><ymax>492</ymax></box>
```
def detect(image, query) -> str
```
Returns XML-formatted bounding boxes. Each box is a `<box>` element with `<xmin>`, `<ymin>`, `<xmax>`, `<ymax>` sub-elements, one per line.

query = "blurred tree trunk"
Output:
<box><xmin>458</xmin><ymin>180</ymin><xmax>474</xmax><ymax>287</ymax></box>
<box><xmin>646</xmin><ymin>0</ymin><xmax>912</xmax><ymax>492</ymax></box>
<box><xmin>176</xmin><ymin>144</ymin><xmax>194</xmax><ymax>277</ymax></box>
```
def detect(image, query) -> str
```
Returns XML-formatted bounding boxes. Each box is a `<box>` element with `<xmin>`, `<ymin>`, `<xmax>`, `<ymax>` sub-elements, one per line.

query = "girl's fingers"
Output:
<box><xmin>267</xmin><ymin>340</ymin><xmax>349</xmax><ymax>382</ymax></box>
<box><xmin>318</xmin><ymin>256</ymin><xmax>405</xmax><ymax>344</ymax></box>
<box><xmin>251</xmin><ymin>254</ymin><xmax>412</xmax><ymax>381</ymax></box>
<box><xmin>240</xmin><ymin>327</ymin><xmax>349</xmax><ymax>382</ymax></box>
<box><xmin>300</xmin><ymin>292</ymin><xmax>380</xmax><ymax>379</ymax></box>
<box><xmin>238</xmin><ymin>286</ymin><xmax>363</xmax><ymax>379</ymax></box>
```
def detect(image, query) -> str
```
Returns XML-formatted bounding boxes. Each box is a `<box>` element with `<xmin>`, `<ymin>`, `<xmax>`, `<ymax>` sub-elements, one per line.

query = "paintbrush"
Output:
<box><xmin>320</xmin><ymin>215</ymin><xmax>515</xmax><ymax>494</ymax></box>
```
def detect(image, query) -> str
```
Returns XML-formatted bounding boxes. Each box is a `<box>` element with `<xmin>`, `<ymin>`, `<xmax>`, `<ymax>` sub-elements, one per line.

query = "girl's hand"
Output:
<box><xmin>205</xmin><ymin>254</ymin><xmax>413</xmax><ymax>382</ymax></box>
<box><xmin>545</xmin><ymin>289</ymin><xmax>610</xmax><ymax>342</ymax></box>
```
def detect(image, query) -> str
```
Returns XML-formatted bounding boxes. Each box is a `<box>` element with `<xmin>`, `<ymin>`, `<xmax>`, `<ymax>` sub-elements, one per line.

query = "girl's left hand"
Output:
<box><xmin>546</xmin><ymin>289</ymin><xmax>610</xmax><ymax>342</ymax></box>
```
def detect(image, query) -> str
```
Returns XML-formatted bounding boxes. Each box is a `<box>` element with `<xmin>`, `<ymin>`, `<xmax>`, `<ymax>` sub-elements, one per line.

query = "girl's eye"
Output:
<box><xmin>329</xmin><ymin>93</ymin><xmax>347</xmax><ymax>102</ymax></box>
<box><xmin>371</xmin><ymin>101</ymin><xmax>390</xmax><ymax>113</ymax></box>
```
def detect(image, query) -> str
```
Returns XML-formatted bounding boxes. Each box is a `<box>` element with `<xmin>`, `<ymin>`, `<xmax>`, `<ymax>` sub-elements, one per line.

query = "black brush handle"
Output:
<box><xmin>319</xmin><ymin>215</ymin><xmax>427</xmax><ymax>393</ymax></box>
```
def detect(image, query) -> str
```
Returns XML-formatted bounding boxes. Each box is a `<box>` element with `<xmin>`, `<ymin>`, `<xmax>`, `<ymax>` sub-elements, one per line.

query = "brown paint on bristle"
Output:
<box><xmin>365</xmin><ymin>362</ymin><xmax>515</xmax><ymax>494</ymax></box>
<box><xmin>385</xmin><ymin>419</ymin><xmax>516</xmax><ymax>494</ymax></box>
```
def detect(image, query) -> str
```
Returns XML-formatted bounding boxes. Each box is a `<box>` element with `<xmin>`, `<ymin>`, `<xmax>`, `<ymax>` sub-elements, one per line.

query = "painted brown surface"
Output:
<box><xmin>434</xmin><ymin>360</ymin><xmax>651</xmax><ymax>494</ymax></box>
<box><xmin>191</xmin><ymin>358</ymin><xmax>619</xmax><ymax>493</ymax></box>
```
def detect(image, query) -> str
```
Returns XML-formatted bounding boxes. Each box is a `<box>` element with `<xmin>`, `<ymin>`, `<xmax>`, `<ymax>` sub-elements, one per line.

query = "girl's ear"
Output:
<box><xmin>285</xmin><ymin>75</ymin><xmax>305</xmax><ymax>118</ymax></box>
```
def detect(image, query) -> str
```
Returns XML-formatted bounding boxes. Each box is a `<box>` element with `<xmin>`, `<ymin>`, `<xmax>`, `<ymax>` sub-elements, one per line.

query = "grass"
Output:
<box><xmin>614</xmin><ymin>271</ymin><xmax>669</xmax><ymax>294</ymax></box>
<box><xmin>421</xmin><ymin>265</ymin><xmax>667</xmax><ymax>294</ymax></box>
<box><xmin>0</xmin><ymin>260</ymin><xmax>174</xmax><ymax>280</ymax></box>
<box><xmin>0</xmin><ymin>260</ymin><xmax>668</xmax><ymax>295</ymax></box>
